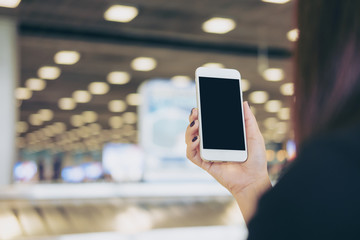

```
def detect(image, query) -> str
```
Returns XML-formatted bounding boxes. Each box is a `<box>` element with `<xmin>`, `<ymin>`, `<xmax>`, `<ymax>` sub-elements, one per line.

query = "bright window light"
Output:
<box><xmin>202</xmin><ymin>17</ymin><xmax>236</xmax><ymax>34</ymax></box>
<box><xmin>58</xmin><ymin>98</ymin><xmax>76</xmax><ymax>110</ymax></box>
<box><xmin>241</xmin><ymin>79</ymin><xmax>250</xmax><ymax>92</ymax></box>
<box><xmin>249</xmin><ymin>91</ymin><xmax>269</xmax><ymax>104</ymax></box>
<box><xmin>0</xmin><ymin>0</ymin><xmax>21</xmax><ymax>8</ymax></box>
<box><xmin>264</xmin><ymin>100</ymin><xmax>282</xmax><ymax>113</ymax></box>
<box><xmin>262</xmin><ymin>68</ymin><xmax>284</xmax><ymax>82</ymax></box>
<box><xmin>262</xmin><ymin>0</ymin><xmax>290</xmax><ymax>4</ymax></box>
<box><xmin>104</xmin><ymin>5</ymin><xmax>138</xmax><ymax>23</ymax></box>
<box><xmin>126</xmin><ymin>93</ymin><xmax>142</xmax><ymax>106</ymax></box>
<box><xmin>25</xmin><ymin>78</ymin><xmax>46</xmax><ymax>91</ymax></box>
<box><xmin>88</xmin><ymin>82</ymin><xmax>110</xmax><ymax>95</ymax></box>
<box><xmin>72</xmin><ymin>90</ymin><xmax>92</xmax><ymax>103</ymax></box>
<box><xmin>15</xmin><ymin>88</ymin><xmax>32</xmax><ymax>100</ymax></box>
<box><xmin>108</xmin><ymin>100</ymin><xmax>127</xmax><ymax>112</ymax></box>
<box><xmin>54</xmin><ymin>51</ymin><xmax>80</xmax><ymax>65</ymax></box>
<box><xmin>107</xmin><ymin>71</ymin><xmax>130</xmax><ymax>85</ymax></box>
<box><xmin>280</xmin><ymin>82</ymin><xmax>294</xmax><ymax>96</ymax></box>
<box><xmin>287</xmin><ymin>28</ymin><xmax>299</xmax><ymax>42</ymax></box>
<box><xmin>202</xmin><ymin>62</ymin><xmax>224</xmax><ymax>68</ymax></box>
<box><xmin>38</xmin><ymin>66</ymin><xmax>61</xmax><ymax>80</ymax></box>
<box><xmin>131</xmin><ymin>57</ymin><xmax>157</xmax><ymax>71</ymax></box>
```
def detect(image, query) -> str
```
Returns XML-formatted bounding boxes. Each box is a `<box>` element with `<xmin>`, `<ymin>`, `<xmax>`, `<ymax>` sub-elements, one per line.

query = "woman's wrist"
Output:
<box><xmin>231</xmin><ymin>175</ymin><xmax>272</xmax><ymax>224</ymax></box>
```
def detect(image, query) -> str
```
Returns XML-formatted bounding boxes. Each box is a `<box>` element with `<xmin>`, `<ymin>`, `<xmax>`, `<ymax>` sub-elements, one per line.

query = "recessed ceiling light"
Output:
<box><xmin>88</xmin><ymin>123</ymin><xmax>101</xmax><ymax>134</ymax></box>
<box><xmin>82</xmin><ymin>111</ymin><xmax>98</xmax><ymax>123</ymax></box>
<box><xmin>58</xmin><ymin>98</ymin><xmax>76</xmax><ymax>110</ymax></box>
<box><xmin>52</xmin><ymin>122</ymin><xmax>66</xmax><ymax>134</ymax></box>
<box><xmin>0</xmin><ymin>0</ymin><xmax>21</xmax><ymax>8</ymax></box>
<box><xmin>241</xmin><ymin>79</ymin><xmax>250</xmax><ymax>92</ymax></box>
<box><xmin>264</xmin><ymin>100</ymin><xmax>282</xmax><ymax>113</ymax></box>
<box><xmin>262</xmin><ymin>0</ymin><xmax>290</xmax><ymax>4</ymax></box>
<box><xmin>72</xmin><ymin>90</ymin><xmax>92</xmax><ymax>103</ymax></box>
<box><xmin>280</xmin><ymin>82</ymin><xmax>294</xmax><ymax>96</ymax></box>
<box><xmin>264</xmin><ymin>117</ymin><xmax>278</xmax><ymax>129</ymax></box>
<box><xmin>202</xmin><ymin>17</ymin><xmax>236</xmax><ymax>34</ymax></box>
<box><xmin>29</xmin><ymin>114</ymin><xmax>43</xmax><ymax>126</ymax></box>
<box><xmin>38</xmin><ymin>66</ymin><xmax>61</xmax><ymax>80</ymax></box>
<box><xmin>249</xmin><ymin>91</ymin><xmax>269</xmax><ymax>104</ymax></box>
<box><xmin>171</xmin><ymin>75</ymin><xmax>192</xmax><ymax>88</ymax></box>
<box><xmin>15</xmin><ymin>88</ymin><xmax>32</xmax><ymax>100</ymax></box>
<box><xmin>108</xmin><ymin>100</ymin><xmax>127</xmax><ymax>112</ymax></box>
<box><xmin>276</xmin><ymin>122</ymin><xmax>288</xmax><ymax>134</ymax></box>
<box><xmin>123</xmin><ymin>112</ymin><xmax>137</xmax><ymax>124</ymax></box>
<box><xmin>54</xmin><ymin>51</ymin><xmax>80</xmax><ymax>65</ymax></box>
<box><xmin>287</xmin><ymin>28</ymin><xmax>299</xmax><ymax>42</ymax></box>
<box><xmin>250</xmin><ymin>106</ymin><xmax>257</xmax><ymax>115</ymax></box>
<box><xmin>43</xmin><ymin>127</ymin><xmax>55</xmax><ymax>137</ymax></box>
<box><xmin>278</xmin><ymin>107</ymin><xmax>290</xmax><ymax>120</ymax></box>
<box><xmin>202</xmin><ymin>62</ymin><xmax>224</xmax><ymax>68</ymax></box>
<box><xmin>38</xmin><ymin>109</ymin><xmax>54</xmax><ymax>121</ymax></box>
<box><xmin>109</xmin><ymin>116</ymin><xmax>123</xmax><ymax>129</ymax></box>
<box><xmin>107</xmin><ymin>71</ymin><xmax>130</xmax><ymax>85</ymax></box>
<box><xmin>25</xmin><ymin>78</ymin><xmax>46</xmax><ymax>91</ymax></box>
<box><xmin>16</xmin><ymin>121</ymin><xmax>28</xmax><ymax>133</ymax></box>
<box><xmin>88</xmin><ymin>82</ymin><xmax>110</xmax><ymax>95</ymax></box>
<box><xmin>104</xmin><ymin>5</ymin><xmax>138</xmax><ymax>23</ymax></box>
<box><xmin>70</xmin><ymin>115</ymin><xmax>84</xmax><ymax>127</ymax></box>
<box><xmin>131</xmin><ymin>57</ymin><xmax>157</xmax><ymax>71</ymax></box>
<box><xmin>262</xmin><ymin>68</ymin><xmax>284</xmax><ymax>81</ymax></box>
<box><xmin>126</xmin><ymin>93</ymin><xmax>142</xmax><ymax>106</ymax></box>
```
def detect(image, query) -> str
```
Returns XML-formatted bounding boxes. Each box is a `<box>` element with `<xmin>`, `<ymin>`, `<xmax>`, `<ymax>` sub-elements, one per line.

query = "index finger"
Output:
<box><xmin>189</xmin><ymin>108</ymin><xmax>199</xmax><ymax>123</ymax></box>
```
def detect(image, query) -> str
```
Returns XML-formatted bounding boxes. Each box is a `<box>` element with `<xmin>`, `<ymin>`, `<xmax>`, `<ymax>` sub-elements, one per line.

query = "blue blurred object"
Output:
<box><xmin>61</xmin><ymin>166</ymin><xmax>85</xmax><ymax>183</ymax></box>
<box><xmin>83</xmin><ymin>162</ymin><xmax>103</xmax><ymax>180</ymax></box>
<box><xmin>102</xmin><ymin>143</ymin><xmax>144</xmax><ymax>182</ymax></box>
<box><xmin>13</xmin><ymin>161</ymin><xmax>38</xmax><ymax>182</ymax></box>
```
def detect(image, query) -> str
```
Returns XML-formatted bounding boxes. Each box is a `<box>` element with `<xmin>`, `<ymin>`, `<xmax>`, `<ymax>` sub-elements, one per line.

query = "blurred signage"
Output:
<box><xmin>102</xmin><ymin>143</ymin><xmax>144</xmax><ymax>182</ymax></box>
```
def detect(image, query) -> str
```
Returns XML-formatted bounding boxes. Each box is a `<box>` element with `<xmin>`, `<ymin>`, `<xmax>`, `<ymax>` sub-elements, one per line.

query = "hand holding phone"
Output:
<box><xmin>195</xmin><ymin>67</ymin><xmax>247</xmax><ymax>162</ymax></box>
<box><xmin>186</xmin><ymin>71</ymin><xmax>270</xmax><ymax>221</ymax></box>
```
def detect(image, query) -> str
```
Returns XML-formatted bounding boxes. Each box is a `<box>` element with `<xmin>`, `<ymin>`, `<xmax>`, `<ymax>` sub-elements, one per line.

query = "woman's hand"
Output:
<box><xmin>185</xmin><ymin>102</ymin><xmax>271</xmax><ymax>223</ymax></box>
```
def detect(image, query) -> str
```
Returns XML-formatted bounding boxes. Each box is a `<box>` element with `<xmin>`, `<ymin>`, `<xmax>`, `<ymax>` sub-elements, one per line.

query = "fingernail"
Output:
<box><xmin>190</xmin><ymin>108</ymin><xmax>194</xmax><ymax>116</ymax></box>
<box><xmin>192</xmin><ymin>136</ymin><xmax>198</xmax><ymax>142</ymax></box>
<box><xmin>190</xmin><ymin>121</ymin><xmax>195</xmax><ymax>127</ymax></box>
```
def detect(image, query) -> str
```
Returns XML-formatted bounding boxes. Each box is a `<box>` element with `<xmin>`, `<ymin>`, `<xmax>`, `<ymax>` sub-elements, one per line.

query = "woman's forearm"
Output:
<box><xmin>232</xmin><ymin>176</ymin><xmax>272</xmax><ymax>224</ymax></box>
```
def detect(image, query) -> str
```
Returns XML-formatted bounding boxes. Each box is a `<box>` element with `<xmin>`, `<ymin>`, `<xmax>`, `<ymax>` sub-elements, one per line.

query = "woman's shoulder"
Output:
<box><xmin>247</xmin><ymin>124</ymin><xmax>360</xmax><ymax>239</ymax></box>
<box><xmin>298</xmin><ymin>123</ymin><xmax>360</xmax><ymax>161</ymax></box>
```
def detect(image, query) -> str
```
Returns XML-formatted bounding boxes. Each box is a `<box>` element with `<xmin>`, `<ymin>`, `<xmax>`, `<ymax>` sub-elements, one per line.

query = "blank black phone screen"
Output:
<box><xmin>199</xmin><ymin>77</ymin><xmax>245</xmax><ymax>150</ymax></box>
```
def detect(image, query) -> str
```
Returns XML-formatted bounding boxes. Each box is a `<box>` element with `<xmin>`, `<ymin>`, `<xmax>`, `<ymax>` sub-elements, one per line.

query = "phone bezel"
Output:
<box><xmin>195</xmin><ymin>67</ymin><xmax>248</xmax><ymax>162</ymax></box>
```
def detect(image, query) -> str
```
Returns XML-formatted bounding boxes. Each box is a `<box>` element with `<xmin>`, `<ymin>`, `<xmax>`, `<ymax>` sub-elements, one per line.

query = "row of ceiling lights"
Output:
<box><xmin>0</xmin><ymin>0</ymin><xmax>298</xmax><ymax>41</ymax></box>
<box><xmin>18</xmin><ymin>122</ymin><xmax>137</xmax><ymax>150</ymax></box>
<box><xmin>102</xmin><ymin>1</ymin><xmax>298</xmax><ymax>41</ymax></box>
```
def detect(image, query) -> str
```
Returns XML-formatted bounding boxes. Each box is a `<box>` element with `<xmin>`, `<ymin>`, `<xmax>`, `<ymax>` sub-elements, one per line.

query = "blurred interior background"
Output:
<box><xmin>0</xmin><ymin>0</ymin><xmax>296</xmax><ymax>239</ymax></box>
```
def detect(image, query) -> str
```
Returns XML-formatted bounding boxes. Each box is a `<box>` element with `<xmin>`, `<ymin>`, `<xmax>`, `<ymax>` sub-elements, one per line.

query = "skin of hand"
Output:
<box><xmin>185</xmin><ymin>101</ymin><xmax>271</xmax><ymax>223</ymax></box>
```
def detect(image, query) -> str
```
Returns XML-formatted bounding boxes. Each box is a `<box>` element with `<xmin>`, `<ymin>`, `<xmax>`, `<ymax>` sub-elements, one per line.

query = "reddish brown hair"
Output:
<box><xmin>294</xmin><ymin>0</ymin><xmax>360</xmax><ymax>148</ymax></box>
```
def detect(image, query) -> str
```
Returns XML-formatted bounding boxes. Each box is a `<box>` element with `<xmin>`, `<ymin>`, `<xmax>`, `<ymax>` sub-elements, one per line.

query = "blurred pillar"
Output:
<box><xmin>0</xmin><ymin>17</ymin><xmax>18</xmax><ymax>186</ymax></box>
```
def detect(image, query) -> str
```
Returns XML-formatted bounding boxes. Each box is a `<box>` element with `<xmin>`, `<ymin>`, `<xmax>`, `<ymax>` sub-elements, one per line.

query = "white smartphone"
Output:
<box><xmin>195</xmin><ymin>67</ymin><xmax>247</xmax><ymax>162</ymax></box>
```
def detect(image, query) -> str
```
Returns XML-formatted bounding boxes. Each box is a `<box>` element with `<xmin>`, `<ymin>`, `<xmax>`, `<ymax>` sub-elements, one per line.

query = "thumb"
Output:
<box><xmin>243</xmin><ymin>101</ymin><xmax>263</xmax><ymax>144</ymax></box>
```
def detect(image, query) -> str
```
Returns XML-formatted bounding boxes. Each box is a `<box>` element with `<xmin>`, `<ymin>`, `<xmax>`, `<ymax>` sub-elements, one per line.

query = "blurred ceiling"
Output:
<box><xmin>0</xmin><ymin>0</ymin><xmax>296</xmax><ymax>145</ymax></box>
